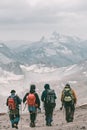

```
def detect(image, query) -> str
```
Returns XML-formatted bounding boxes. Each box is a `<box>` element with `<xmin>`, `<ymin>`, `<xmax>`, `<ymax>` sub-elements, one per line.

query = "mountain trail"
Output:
<box><xmin>0</xmin><ymin>104</ymin><xmax>87</xmax><ymax>130</ymax></box>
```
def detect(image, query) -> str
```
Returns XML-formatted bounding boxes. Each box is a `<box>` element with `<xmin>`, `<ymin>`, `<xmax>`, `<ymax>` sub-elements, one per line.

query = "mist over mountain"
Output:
<box><xmin>0</xmin><ymin>32</ymin><xmax>87</xmax><ymax>75</ymax></box>
<box><xmin>11</xmin><ymin>32</ymin><xmax>87</xmax><ymax>67</ymax></box>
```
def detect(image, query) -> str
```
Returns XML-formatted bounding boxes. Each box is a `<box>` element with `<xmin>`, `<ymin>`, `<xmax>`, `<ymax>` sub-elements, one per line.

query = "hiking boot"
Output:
<box><xmin>12</xmin><ymin>124</ymin><xmax>14</xmax><ymax>128</ymax></box>
<box><xmin>49</xmin><ymin>123</ymin><xmax>52</xmax><ymax>126</ymax></box>
<box><xmin>46</xmin><ymin>123</ymin><xmax>48</xmax><ymax>126</ymax></box>
<box><xmin>46</xmin><ymin>122</ymin><xmax>52</xmax><ymax>126</ymax></box>
<box><xmin>46</xmin><ymin>122</ymin><xmax>49</xmax><ymax>126</ymax></box>
<box><xmin>30</xmin><ymin>122</ymin><xmax>32</xmax><ymax>127</ymax></box>
<box><xmin>14</xmin><ymin>124</ymin><xmax>18</xmax><ymax>129</ymax></box>
<box><xmin>33</xmin><ymin>122</ymin><xmax>35</xmax><ymax>127</ymax></box>
<box><xmin>30</xmin><ymin>122</ymin><xmax>35</xmax><ymax>127</ymax></box>
<box><xmin>48</xmin><ymin>123</ymin><xmax>52</xmax><ymax>126</ymax></box>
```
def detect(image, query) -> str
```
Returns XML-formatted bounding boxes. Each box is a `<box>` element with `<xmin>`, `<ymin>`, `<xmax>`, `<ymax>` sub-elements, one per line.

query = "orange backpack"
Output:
<box><xmin>8</xmin><ymin>97</ymin><xmax>16</xmax><ymax>110</ymax></box>
<box><xmin>27</xmin><ymin>93</ymin><xmax>36</xmax><ymax>106</ymax></box>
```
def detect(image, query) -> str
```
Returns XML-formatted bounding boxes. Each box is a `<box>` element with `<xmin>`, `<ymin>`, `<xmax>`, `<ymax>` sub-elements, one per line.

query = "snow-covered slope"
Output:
<box><xmin>0</xmin><ymin>61</ymin><xmax>87</xmax><ymax>112</ymax></box>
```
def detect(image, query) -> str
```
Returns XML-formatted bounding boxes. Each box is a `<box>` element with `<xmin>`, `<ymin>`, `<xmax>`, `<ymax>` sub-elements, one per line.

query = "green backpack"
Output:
<box><xmin>63</xmin><ymin>88</ymin><xmax>73</xmax><ymax>102</ymax></box>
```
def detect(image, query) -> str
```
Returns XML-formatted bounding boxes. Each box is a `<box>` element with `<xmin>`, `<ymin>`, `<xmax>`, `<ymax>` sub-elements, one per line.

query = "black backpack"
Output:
<box><xmin>46</xmin><ymin>89</ymin><xmax>56</xmax><ymax>108</ymax></box>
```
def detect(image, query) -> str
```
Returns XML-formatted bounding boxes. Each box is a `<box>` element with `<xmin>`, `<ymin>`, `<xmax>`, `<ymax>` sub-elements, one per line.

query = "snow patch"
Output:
<box><xmin>20</xmin><ymin>64</ymin><xmax>56</xmax><ymax>73</ymax></box>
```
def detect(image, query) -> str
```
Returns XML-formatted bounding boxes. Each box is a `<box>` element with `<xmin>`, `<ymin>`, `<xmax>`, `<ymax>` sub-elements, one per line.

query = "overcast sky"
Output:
<box><xmin>0</xmin><ymin>0</ymin><xmax>87</xmax><ymax>41</ymax></box>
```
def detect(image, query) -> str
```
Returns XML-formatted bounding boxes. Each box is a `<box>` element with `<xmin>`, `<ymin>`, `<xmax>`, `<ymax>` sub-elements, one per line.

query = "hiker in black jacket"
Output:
<box><xmin>6</xmin><ymin>90</ymin><xmax>22</xmax><ymax>129</ymax></box>
<box><xmin>41</xmin><ymin>84</ymin><xmax>57</xmax><ymax>126</ymax></box>
<box><xmin>23</xmin><ymin>84</ymin><xmax>40</xmax><ymax>127</ymax></box>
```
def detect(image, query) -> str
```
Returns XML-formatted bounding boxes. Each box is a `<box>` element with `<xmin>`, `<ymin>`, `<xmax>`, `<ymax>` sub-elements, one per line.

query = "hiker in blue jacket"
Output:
<box><xmin>6</xmin><ymin>90</ymin><xmax>22</xmax><ymax>129</ymax></box>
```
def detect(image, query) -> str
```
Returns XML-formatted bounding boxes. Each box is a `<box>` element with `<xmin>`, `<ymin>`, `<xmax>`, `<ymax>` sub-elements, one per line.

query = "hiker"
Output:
<box><xmin>23</xmin><ymin>84</ymin><xmax>40</xmax><ymax>127</ymax></box>
<box><xmin>6</xmin><ymin>90</ymin><xmax>22</xmax><ymax>129</ymax></box>
<box><xmin>41</xmin><ymin>84</ymin><xmax>57</xmax><ymax>126</ymax></box>
<box><xmin>61</xmin><ymin>83</ymin><xmax>77</xmax><ymax>122</ymax></box>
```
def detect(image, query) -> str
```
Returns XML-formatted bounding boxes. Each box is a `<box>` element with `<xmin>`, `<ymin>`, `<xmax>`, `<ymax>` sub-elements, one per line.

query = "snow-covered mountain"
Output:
<box><xmin>0</xmin><ymin>33</ymin><xmax>87</xmax><ymax>74</ymax></box>
<box><xmin>6</xmin><ymin>33</ymin><xmax>87</xmax><ymax>66</ymax></box>
<box><xmin>0</xmin><ymin>43</ymin><xmax>23</xmax><ymax>74</ymax></box>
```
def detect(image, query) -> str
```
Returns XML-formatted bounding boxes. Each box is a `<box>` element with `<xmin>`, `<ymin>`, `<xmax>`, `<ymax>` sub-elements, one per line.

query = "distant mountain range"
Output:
<box><xmin>0</xmin><ymin>32</ymin><xmax>87</xmax><ymax>74</ymax></box>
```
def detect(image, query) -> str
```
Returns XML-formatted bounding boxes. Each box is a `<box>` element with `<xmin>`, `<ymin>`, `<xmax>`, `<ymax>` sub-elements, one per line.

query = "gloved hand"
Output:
<box><xmin>37</xmin><ymin>107</ymin><xmax>41</xmax><ymax>113</ymax></box>
<box><xmin>60</xmin><ymin>107</ymin><xmax>63</xmax><ymax>110</ymax></box>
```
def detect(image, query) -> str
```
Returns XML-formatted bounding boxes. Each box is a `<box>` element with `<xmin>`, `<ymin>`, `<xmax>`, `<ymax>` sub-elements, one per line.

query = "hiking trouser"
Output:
<box><xmin>45</xmin><ymin>107</ymin><xmax>54</xmax><ymax>125</ymax></box>
<box><xmin>64</xmin><ymin>101</ymin><xmax>75</xmax><ymax>122</ymax></box>
<box><xmin>28</xmin><ymin>106</ymin><xmax>37</xmax><ymax>123</ymax></box>
<box><xmin>9</xmin><ymin>109</ymin><xmax>20</xmax><ymax>126</ymax></box>
<box><xmin>30</xmin><ymin>112</ymin><xmax>36</xmax><ymax>123</ymax></box>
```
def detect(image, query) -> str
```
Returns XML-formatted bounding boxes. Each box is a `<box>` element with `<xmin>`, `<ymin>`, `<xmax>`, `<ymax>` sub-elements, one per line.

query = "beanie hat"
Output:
<box><xmin>10</xmin><ymin>90</ymin><xmax>16</xmax><ymax>93</ymax></box>
<box><xmin>44</xmin><ymin>84</ymin><xmax>50</xmax><ymax>89</ymax></box>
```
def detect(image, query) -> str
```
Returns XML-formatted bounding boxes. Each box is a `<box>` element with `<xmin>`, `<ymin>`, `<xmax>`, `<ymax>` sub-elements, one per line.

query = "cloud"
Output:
<box><xmin>0</xmin><ymin>0</ymin><xmax>87</xmax><ymax>24</ymax></box>
<box><xmin>0</xmin><ymin>0</ymin><xmax>87</xmax><ymax>40</ymax></box>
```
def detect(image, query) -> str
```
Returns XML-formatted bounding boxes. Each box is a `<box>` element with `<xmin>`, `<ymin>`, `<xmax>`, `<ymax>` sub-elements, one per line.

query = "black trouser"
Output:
<box><xmin>45</xmin><ymin>105</ymin><xmax>54</xmax><ymax>125</ymax></box>
<box><xmin>64</xmin><ymin>101</ymin><xmax>75</xmax><ymax>122</ymax></box>
<box><xmin>29</xmin><ymin>111</ymin><xmax>36</xmax><ymax>123</ymax></box>
<box><xmin>9</xmin><ymin>109</ymin><xmax>20</xmax><ymax>126</ymax></box>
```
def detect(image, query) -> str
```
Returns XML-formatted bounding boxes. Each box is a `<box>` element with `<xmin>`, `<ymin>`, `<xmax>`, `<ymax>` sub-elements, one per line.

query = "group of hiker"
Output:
<box><xmin>6</xmin><ymin>83</ymin><xmax>77</xmax><ymax>129</ymax></box>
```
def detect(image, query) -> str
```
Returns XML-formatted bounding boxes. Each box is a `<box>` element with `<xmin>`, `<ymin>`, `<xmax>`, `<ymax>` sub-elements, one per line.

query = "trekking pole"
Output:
<box><xmin>23</xmin><ymin>102</ymin><xmax>27</xmax><ymax>111</ymax></box>
<box><xmin>63</xmin><ymin>105</ymin><xmax>65</xmax><ymax>123</ymax></box>
<box><xmin>20</xmin><ymin>103</ymin><xmax>23</xmax><ymax>130</ymax></box>
<box><xmin>60</xmin><ymin>103</ymin><xmax>65</xmax><ymax>123</ymax></box>
<box><xmin>60</xmin><ymin>103</ymin><xmax>63</xmax><ymax>110</ymax></box>
<box><xmin>43</xmin><ymin>103</ymin><xmax>45</xmax><ymax>126</ymax></box>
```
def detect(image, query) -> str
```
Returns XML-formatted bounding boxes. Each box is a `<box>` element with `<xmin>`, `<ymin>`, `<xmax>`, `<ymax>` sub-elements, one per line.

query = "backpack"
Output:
<box><xmin>46</xmin><ymin>89</ymin><xmax>56</xmax><ymax>108</ymax></box>
<box><xmin>8</xmin><ymin>97</ymin><xmax>16</xmax><ymax>110</ymax></box>
<box><xmin>63</xmin><ymin>88</ymin><xmax>73</xmax><ymax>102</ymax></box>
<box><xmin>27</xmin><ymin>93</ymin><xmax>36</xmax><ymax>106</ymax></box>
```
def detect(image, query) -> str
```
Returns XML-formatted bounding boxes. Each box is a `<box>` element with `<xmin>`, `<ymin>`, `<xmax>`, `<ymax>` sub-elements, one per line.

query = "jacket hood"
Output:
<box><xmin>44</xmin><ymin>84</ymin><xmax>50</xmax><ymax>90</ymax></box>
<box><xmin>30</xmin><ymin>84</ymin><xmax>36</xmax><ymax>93</ymax></box>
